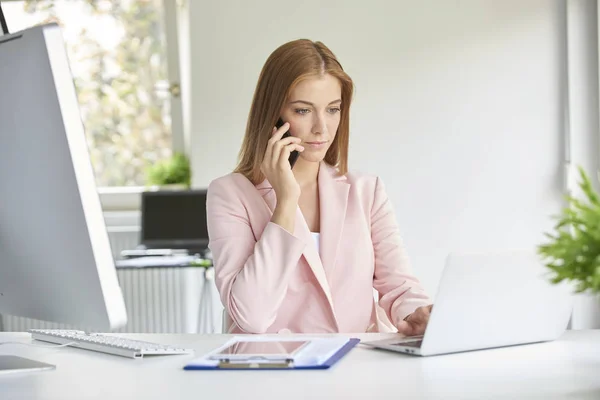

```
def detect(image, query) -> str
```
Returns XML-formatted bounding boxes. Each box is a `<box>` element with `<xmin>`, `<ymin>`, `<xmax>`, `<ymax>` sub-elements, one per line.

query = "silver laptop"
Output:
<box><xmin>363</xmin><ymin>250</ymin><xmax>574</xmax><ymax>356</ymax></box>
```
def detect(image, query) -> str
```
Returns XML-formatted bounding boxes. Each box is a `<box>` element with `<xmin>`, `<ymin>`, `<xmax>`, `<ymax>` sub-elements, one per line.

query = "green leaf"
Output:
<box><xmin>145</xmin><ymin>152</ymin><xmax>191</xmax><ymax>188</ymax></box>
<box><xmin>538</xmin><ymin>166</ymin><xmax>600</xmax><ymax>295</ymax></box>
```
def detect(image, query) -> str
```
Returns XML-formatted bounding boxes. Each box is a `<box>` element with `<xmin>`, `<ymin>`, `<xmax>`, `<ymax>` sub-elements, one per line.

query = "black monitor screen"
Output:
<box><xmin>141</xmin><ymin>190</ymin><xmax>208</xmax><ymax>247</ymax></box>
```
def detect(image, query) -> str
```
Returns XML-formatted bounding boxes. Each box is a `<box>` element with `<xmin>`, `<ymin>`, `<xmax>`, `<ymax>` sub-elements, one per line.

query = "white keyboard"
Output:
<box><xmin>29</xmin><ymin>329</ymin><xmax>194</xmax><ymax>359</ymax></box>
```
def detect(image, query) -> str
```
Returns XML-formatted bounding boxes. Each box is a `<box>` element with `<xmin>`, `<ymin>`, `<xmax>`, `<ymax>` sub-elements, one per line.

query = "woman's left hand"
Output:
<box><xmin>396</xmin><ymin>304</ymin><xmax>433</xmax><ymax>336</ymax></box>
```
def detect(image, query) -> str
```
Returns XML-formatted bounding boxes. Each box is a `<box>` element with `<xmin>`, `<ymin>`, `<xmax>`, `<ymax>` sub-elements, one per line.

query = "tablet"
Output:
<box><xmin>209</xmin><ymin>340</ymin><xmax>310</xmax><ymax>361</ymax></box>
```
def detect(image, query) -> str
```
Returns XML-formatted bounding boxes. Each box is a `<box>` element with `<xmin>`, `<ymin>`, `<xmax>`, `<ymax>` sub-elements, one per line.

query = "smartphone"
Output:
<box><xmin>276</xmin><ymin>118</ymin><xmax>300</xmax><ymax>169</ymax></box>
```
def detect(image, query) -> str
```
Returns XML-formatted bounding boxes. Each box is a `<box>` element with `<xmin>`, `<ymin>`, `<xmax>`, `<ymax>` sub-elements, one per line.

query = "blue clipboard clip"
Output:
<box><xmin>217</xmin><ymin>359</ymin><xmax>295</xmax><ymax>369</ymax></box>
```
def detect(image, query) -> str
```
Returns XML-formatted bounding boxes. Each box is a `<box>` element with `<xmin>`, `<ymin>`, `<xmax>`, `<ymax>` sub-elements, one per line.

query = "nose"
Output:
<box><xmin>312</xmin><ymin>112</ymin><xmax>328</xmax><ymax>136</ymax></box>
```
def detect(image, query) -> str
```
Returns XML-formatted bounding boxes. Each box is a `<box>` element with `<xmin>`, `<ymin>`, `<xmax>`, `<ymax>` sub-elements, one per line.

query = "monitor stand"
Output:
<box><xmin>0</xmin><ymin>355</ymin><xmax>55</xmax><ymax>375</ymax></box>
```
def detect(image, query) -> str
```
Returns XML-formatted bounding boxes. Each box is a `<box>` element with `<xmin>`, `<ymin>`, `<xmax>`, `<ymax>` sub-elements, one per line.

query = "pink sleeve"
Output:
<box><xmin>206</xmin><ymin>179</ymin><xmax>306</xmax><ymax>333</ymax></box>
<box><xmin>371</xmin><ymin>177</ymin><xmax>431</xmax><ymax>327</ymax></box>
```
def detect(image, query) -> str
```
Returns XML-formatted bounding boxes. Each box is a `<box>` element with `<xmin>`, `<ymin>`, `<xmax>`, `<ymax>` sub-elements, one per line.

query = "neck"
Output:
<box><xmin>292</xmin><ymin>159</ymin><xmax>320</xmax><ymax>188</ymax></box>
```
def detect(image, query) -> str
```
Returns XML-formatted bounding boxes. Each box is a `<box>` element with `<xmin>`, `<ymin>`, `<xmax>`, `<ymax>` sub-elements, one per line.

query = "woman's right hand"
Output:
<box><xmin>261</xmin><ymin>122</ymin><xmax>304</xmax><ymax>204</ymax></box>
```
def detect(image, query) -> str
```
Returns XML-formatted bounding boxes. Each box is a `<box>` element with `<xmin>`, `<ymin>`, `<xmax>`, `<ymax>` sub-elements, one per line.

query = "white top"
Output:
<box><xmin>311</xmin><ymin>232</ymin><xmax>320</xmax><ymax>253</ymax></box>
<box><xmin>0</xmin><ymin>330</ymin><xmax>599</xmax><ymax>399</ymax></box>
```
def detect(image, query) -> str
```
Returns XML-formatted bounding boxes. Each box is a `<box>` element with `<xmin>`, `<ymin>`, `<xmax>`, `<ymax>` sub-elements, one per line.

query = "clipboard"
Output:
<box><xmin>183</xmin><ymin>337</ymin><xmax>360</xmax><ymax>370</ymax></box>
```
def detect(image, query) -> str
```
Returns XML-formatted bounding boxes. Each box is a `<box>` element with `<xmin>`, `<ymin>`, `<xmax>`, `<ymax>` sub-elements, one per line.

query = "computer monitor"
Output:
<box><xmin>140</xmin><ymin>190</ymin><xmax>209</xmax><ymax>253</ymax></box>
<box><xmin>0</xmin><ymin>22</ymin><xmax>127</xmax><ymax>337</ymax></box>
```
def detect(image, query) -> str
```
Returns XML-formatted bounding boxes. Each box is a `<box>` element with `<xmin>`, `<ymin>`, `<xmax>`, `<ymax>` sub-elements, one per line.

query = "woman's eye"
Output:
<box><xmin>295</xmin><ymin>108</ymin><xmax>310</xmax><ymax>115</ymax></box>
<box><xmin>328</xmin><ymin>107</ymin><xmax>341</xmax><ymax>114</ymax></box>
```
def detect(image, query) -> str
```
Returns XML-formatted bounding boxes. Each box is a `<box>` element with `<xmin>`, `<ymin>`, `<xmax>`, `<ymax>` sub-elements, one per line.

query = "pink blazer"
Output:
<box><xmin>206</xmin><ymin>162</ymin><xmax>431</xmax><ymax>334</ymax></box>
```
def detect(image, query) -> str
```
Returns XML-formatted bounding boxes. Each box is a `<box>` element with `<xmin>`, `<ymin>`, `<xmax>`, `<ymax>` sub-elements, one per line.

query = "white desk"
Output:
<box><xmin>1</xmin><ymin>330</ymin><xmax>599</xmax><ymax>400</ymax></box>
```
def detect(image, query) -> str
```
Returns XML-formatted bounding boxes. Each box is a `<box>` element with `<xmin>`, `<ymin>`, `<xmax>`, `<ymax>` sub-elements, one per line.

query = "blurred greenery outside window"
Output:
<box><xmin>3</xmin><ymin>0</ymin><xmax>180</xmax><ymax>192</ymax></box>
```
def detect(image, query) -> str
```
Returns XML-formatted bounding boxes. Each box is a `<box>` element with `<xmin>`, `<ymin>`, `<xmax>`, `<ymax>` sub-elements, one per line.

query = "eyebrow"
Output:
<box><xmin>288</xmin><ymin>99</ymin><xmax>342</xmax><ymax>106</ymax></box>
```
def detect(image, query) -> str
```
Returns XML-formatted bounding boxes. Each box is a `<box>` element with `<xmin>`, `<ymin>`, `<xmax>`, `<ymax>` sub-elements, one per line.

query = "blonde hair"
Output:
<box><xmin>234</xmin><ymin>39</ymin><xmax>354</xmax><ymax>184</ymax></box>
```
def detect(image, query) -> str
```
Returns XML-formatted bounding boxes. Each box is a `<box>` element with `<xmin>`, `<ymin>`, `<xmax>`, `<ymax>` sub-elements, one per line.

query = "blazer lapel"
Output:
<box><xmin>255</xmin><ymin>169</ymin><xmax>343</xmax><ymax>324</ymax></box>
<box><xmin>292</xmin><ymin>208</ymin><xmax>336</xmax><ymax>314</ymax></box>
<box><xmin>318</xmin><ymin>163</ymin><xmax>350</xmax><ymax>280</ymax></box>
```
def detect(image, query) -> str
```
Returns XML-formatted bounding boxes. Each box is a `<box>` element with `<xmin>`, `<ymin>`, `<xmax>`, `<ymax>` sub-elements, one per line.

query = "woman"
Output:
<box><xmin>207</xmin><ymin>39</ymin><xmax>432</xmax><ymax>334</ymax></box>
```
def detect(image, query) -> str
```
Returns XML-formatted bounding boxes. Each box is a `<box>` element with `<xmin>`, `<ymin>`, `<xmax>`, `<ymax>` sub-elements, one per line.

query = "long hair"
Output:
<box><xmin>234</xmin><ymin>39</ymin><xmax>354</xmax><ymax>184</ymax></box>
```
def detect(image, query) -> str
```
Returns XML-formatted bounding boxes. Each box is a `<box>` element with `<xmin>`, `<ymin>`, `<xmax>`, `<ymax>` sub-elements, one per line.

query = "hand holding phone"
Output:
<box><xmin>262</xmin><ymin>118</ymin><xmax>305</xmax><ymax>232</ymax></box>
<box><xmin>276</xmin><ymin>118</ymin><xmax>300</xmax><ymax>169</ymax></box>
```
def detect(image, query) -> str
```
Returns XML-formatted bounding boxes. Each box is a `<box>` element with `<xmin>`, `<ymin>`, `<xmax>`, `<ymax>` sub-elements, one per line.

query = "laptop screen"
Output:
<box><xmin>140</xmin><ymin>190</ymin><xmax>208</xmax><ymax>249</ymax></box>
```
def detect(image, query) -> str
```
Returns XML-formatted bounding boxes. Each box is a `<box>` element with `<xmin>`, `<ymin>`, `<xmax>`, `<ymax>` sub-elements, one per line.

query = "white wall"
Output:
<box><xmin>182</xmin><ymin>0</ymin><xmax>599</xmax><ymax>325</ymax></box>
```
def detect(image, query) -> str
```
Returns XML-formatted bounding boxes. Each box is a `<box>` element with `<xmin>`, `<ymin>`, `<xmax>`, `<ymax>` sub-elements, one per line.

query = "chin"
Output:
<box><xmin>300</xmin><ymin>154</ymin><xmax>326</xmax><ymax>164</ymax></box>
<box><xmin>302</xmin><ymin>148</ymin><xmax>331</xmax><ymax>162</ymax></box>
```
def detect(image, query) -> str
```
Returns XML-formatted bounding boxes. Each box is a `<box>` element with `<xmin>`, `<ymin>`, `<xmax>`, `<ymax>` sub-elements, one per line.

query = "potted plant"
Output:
<box><xmin>145</xmin><ymin>152</ymin><xmax>192</xmax><ymax>190</ymax></box>
<box><xmin>538</xmin><ymin>166</ymin><xmax>600</xmax><ymax>295</ymax></box>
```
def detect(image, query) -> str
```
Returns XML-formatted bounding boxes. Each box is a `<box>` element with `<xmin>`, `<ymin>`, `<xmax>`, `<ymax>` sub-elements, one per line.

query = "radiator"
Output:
<box><xmin>1</xmin><ymin>226</ymin><xmax>223</xmax><ymax>333</ymax></box>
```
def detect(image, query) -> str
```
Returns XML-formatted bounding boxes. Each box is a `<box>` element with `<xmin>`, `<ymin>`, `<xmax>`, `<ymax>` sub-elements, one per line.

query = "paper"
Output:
<box><xmin>185</xmin><ymin>336</ymin><xmax>353</xmax><ymax>368</ymax></box>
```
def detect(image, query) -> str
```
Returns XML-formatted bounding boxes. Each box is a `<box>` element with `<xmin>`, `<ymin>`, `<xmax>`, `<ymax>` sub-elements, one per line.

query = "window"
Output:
<box><xmin>2</xmin><ymin>0</ymin><xmax>181</xmax><ymax>189</ymax></box>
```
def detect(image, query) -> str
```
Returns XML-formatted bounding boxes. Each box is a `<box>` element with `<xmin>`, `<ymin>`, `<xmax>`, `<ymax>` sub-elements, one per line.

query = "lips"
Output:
<box><xmin>304</xmin><ymin>141</ymin><xmax>328</xmax><ymax>150</ymax></box>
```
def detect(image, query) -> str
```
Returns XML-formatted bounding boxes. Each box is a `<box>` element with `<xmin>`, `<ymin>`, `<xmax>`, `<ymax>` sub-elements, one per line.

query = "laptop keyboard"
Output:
<box><xmin>394</xmin><ymin>340</ymin><xmax>423</xmax><ymax>348</ymax></box>
<box><xmin>391</xmin><ymin>336</ymin><xmax>424</xmax><ymax>348</ymax></box>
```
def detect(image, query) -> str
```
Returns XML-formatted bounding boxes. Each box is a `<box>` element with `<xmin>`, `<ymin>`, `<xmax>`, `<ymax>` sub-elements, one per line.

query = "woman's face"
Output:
<box><xmin>280</xmin><ymin>74</ymin><xmax>342</xmax><ymax>164</ymax></box>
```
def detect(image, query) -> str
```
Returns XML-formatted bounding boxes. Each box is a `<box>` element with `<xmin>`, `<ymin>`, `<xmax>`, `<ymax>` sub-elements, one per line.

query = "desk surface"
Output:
<box><xmin>1</xmin><ymin>330</ymin><xmax>599</xmax><ymax>400</ymax></box>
